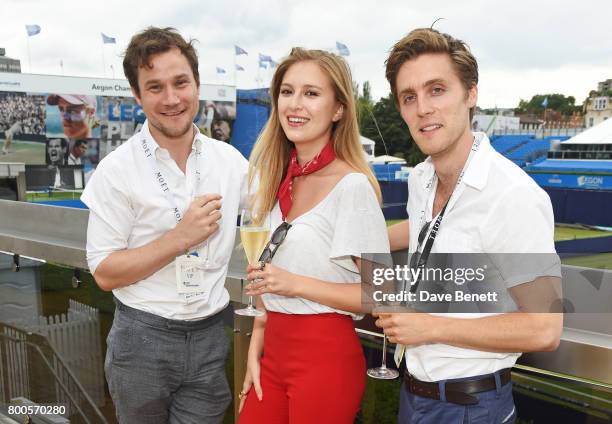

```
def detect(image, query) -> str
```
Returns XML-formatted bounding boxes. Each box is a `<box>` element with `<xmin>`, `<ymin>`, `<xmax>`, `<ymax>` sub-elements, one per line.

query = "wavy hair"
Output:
<box><xmin>248</xmin><ymin>47</ymin><xmax>381</xmax><ymax>217</ymax></box>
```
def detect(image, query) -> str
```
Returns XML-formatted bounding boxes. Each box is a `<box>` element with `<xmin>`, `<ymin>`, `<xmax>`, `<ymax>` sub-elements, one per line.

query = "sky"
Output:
<box><xmin>2</xmin><ymin>0</ymin><xmax>611</xmax><ymax>109</ymax></box>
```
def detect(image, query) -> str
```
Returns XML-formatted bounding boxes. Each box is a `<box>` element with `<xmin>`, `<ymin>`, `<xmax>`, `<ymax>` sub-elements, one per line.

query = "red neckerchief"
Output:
<box><xmin>277</xmin><ymin>143</ymin><xmax>336</xmax><ymax>220</ymax></box>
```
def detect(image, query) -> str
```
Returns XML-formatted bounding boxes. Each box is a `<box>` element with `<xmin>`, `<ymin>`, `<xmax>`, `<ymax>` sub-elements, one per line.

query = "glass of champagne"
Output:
<box><xmin>235</xmin><ymin>209</ymin><xmax>270</xmax><ymax>317</ymax></box>
<box><xmin>367</xmin><ymin>335</ymin><xmax>399</xmax><ymax>380</ymax></box>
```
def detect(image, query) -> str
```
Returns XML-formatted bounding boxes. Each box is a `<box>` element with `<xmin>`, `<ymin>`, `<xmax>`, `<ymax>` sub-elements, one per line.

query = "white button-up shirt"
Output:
<box><xmin>81</xmin><ymin>120</ymin><xmax>248</xmax><ymax>320</ymax></box>
<box><xmin>405</xmin><ymin>132</ymin><xmax>560</xmax><ymax>381</ymax></box>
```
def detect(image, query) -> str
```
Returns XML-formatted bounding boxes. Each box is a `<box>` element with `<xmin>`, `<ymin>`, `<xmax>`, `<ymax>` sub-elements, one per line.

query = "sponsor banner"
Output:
<box><xmin>0</xmin><ymin>73</ymin><xmax>235</xmax><ymax>101</ymax></box>
<box><xmin>0</xmin><ymin>74</ymin><xmax>238</xmax><ymax>174</ymax></box>
<box><xmin>529</xmin><ymin>172</ymin><xmax>612</xmax><ymax>190</ymax></box>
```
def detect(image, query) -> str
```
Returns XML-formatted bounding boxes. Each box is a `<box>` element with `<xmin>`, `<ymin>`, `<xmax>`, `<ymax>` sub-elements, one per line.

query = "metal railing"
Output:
<box><xmin>0</xmin><ymin>199</ymin><xmax>611</xmax><ymax>415</ymax></box>
<box><xmin>0</xmin><ymin>323</ymin><xmax>107</xmax><ymax>423</ymax></box>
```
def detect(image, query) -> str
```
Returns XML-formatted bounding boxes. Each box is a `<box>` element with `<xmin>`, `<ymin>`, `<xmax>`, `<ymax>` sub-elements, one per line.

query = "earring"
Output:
<box><xmin>335</xmin><ymin>105</ymin><xmax>344</xmax><ymax>121</ymax></box>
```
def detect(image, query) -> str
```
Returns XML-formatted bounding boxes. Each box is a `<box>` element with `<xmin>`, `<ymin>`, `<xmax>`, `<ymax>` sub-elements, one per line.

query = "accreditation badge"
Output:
<box><xmin>175</xmin><ymin>255</ymin><xmax>206</xmax><ymax>294</ymax></box>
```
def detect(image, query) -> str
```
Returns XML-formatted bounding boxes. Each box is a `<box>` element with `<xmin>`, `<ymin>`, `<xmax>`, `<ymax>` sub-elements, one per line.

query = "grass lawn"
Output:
<box><xmin>387</xmin><ymin>220</ymin><xmax>612</xmax><ymax>241</ymax></box>
<box><xmin>561</xmin><ymin>252</ymin><xmax>612</xmax><ymax>270</ymax></box>
<box><xmin>554</xmin><ymin>226</ymin><xmax>612</xmax><ymax>241</ymax></box>
<box><xmin>27</xmin><ymin>190</ymin><xmax>83</xmax><ymax>201</ymax></box>
<box><xmin>0</xmin><ymin>139</ymin><xmax>45</xmax><ymax>164</ymax></box>
<box><xmin>385</xmin><ymin>220</ymin><xmax>612</xmax><ymax>269</ymax></box>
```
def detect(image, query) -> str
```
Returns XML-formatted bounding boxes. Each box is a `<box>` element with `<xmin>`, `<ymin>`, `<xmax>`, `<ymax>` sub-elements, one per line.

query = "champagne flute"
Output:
<box><xmin>367</xmin><ymin>334</ymin><xmax>399</xmax><ymax>380</ymax></box>
<box><xmin>235</xmin><ymin>209</ymin><xmax>270</xmax><ymax>317</ymax></box>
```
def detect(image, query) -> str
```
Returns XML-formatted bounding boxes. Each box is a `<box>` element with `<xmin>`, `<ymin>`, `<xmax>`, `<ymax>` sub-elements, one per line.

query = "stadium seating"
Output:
<box><xmin>490</xmin><ymin>135</ymin><xmax>533</xmax><ymax>155</ymax></box>
<box><xmin>524</xmin><ymin>159</ymin><xmax>612</xmax><ymax>173</ymax></box>
<box><xmin>507</xmin><ymin>139</ymin><xmax>551</xmax><ymax>162</ymax></box>
<box><xmin>491</xmin><ymin>135</ymin><xmax>572</xmax><ymax>167</ymax></box>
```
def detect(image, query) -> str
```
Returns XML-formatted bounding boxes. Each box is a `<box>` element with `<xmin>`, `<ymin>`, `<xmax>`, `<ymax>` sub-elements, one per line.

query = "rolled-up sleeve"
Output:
<box><xmin>482</xmin><ymin>183</ymin><xmax>561</xmax><ymax>287</ymax></box>
<box><xmin>80</xmin><ymin>160</ymin><xmax>135</xmax><ymax>274</ymax></box>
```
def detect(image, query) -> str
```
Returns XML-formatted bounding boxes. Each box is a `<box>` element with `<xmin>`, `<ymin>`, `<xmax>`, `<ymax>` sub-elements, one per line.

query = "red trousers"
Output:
<box><xmin>238</xmin><ymin>311</ymin><xmax>366</xmax><ymax>424</ymax></box>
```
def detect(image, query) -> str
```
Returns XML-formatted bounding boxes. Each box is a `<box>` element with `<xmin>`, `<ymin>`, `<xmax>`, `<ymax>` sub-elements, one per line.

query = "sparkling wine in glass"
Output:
<box><xmin>235</xmin><ymin>209</ymin><xmax>270</xmax><ymax>317</ymax></box>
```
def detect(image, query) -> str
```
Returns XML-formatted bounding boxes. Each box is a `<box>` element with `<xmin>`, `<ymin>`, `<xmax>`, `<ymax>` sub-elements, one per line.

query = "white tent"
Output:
<box><xmin>360</xmin><ymin>135</ymin><xmax>376</xmax><ymax>161</ymax></box>
<box><xmin>371</xmin><ymin>155</ymin><xmax>407</xmax><ymax>164</ymax></box>
<box><xmin>563</xmin><ymin>118</ymin><xmax>612</xmax><ymax>144</ymax></box>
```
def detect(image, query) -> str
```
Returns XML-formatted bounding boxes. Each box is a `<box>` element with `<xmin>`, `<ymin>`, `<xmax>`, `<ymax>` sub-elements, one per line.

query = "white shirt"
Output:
<box><xmin>404</xmin><ymin>132</ymin><xmax>560</xmax><ymax>381</ymax></box>
<box><xmin>67</xmin><ymin>153</ymin><xmax>81</xmax><ymax>165</ymax></box>
<box><xmin>262</xmin><ymin>173</ymin><xmax>390</xmax><ymax>318</ymax></box>
<box><xmin>6</xmin><ymin>121</ymin><xmax>22</xmax><ymax>137</ymax></box>
<box><xmin>81</xmin><ymin>120</ymin><xmax>248</xmax><ymax>320</ymax></box>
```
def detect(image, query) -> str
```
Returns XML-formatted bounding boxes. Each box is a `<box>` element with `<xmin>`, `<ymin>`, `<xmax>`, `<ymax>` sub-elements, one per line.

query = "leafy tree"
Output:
<box><xmin>515</xmin><ymin>94</ymin><xmax>581</xmax><ymax>116</ymax></box>
<box><xmin>358</xmin><ymin>88</ymin><xmax>425</xmax><ymax>166</ymax></box>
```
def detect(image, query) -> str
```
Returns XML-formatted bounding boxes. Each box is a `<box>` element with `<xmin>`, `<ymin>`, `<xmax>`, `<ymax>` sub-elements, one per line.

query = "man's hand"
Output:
<box><xmin>171</xmin><ymin>194</ymin><xmax>222</xmax><ymax>252</ymax></box>
<box><xmin>373</xmin><ymin>311</ymin><xmax>438</xmax><ymax>346</ymax></box>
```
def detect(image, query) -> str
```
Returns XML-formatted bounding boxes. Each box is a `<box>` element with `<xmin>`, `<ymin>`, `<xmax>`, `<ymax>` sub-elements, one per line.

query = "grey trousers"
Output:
<box><xmin>105</xmin><ymin>300</ymin><xmax>232</xmax><ymax>424</ymax></box>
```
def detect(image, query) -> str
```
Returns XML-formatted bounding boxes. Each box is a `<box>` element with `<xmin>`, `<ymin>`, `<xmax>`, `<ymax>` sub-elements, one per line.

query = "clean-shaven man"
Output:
<box><xmin>377</xmin><ymin>28</ymin><xmax>562</xmax><ymax>423</ymax></box>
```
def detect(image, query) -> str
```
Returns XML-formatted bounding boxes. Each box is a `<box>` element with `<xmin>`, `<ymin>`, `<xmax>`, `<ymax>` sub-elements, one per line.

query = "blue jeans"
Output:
<box><xmin>398</xmin><ymin>371</ymin><xmax>516</xmax><ymax>424</ymax></box>
<box><xmin>105</xmin><ymin>301</ymin><xmax>232</xmax><ymax>424</ymax></box>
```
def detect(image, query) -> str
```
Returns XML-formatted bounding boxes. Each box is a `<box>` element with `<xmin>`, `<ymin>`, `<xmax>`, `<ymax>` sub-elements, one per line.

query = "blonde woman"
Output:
<box><xmin>237</xmin><ymin>48</ymin><xmax>389</xmax><ymax>424</ymax></box>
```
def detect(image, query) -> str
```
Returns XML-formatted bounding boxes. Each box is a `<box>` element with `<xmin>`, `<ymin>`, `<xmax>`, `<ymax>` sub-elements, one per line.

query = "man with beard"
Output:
<box><xmin>81</xmin><ymin>27</ymin><xmax>248</xmax><ymax>423</ymax></box>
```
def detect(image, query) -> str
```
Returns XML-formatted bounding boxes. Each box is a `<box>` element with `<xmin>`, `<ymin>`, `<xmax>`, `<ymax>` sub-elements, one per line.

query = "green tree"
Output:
<box><xmin>358</xmin><ymin>90</ymin><xmax>425</xmax><ymax>166</ymax></box>
<box><xmin>515</xmin><ymin>93</ymin><xmax>581</xmax><ymax>116</ymax></box>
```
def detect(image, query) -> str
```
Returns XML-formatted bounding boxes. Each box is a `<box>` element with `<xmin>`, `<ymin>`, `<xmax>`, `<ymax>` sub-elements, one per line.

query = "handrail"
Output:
<box><xmin>0</xmin><ymin>199</ymin><xmax>611</xmax><ymax>386</ymax></box>
<box><xmin>0</xmin><ymin>323</ymin><xmax>108</xmax><ymax>424</ymax></box>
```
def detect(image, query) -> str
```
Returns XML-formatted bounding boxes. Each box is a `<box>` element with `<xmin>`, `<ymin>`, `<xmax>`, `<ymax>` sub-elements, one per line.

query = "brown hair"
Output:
<box><xmin>385</xmin><ymin>28</ymin><xmax>478</xmax><ymax>118</ymax></box>
<box><xmin>248</xmin><ymin>47</ymin><xmax>381</xmax><ymax>217</ymax></box>
<box><xmin>123</xmin><ymin>27</ymin><xmax>199</xmax><ymax>96</ymax></box>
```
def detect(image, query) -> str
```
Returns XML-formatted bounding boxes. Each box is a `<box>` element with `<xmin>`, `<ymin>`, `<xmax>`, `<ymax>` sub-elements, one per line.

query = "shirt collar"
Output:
<box><xmin>461</xmin><ymin>132</ymin><xmax>492</xmax><ymax>191</ymax></box>
<box><xmin>417</xmin><ymin>131</ymin><xmax>492</xmax><ymax>191</ymax></box>
<box><xmin>142</xmin><ymin>119</ymin><xmax>204</xmax><ymax>156</ymax></box>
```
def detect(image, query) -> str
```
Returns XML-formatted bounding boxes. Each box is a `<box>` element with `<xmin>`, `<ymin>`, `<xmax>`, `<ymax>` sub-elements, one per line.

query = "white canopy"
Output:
<box><xmin>563</xmin><ymin>118</ymin><xmax>612</xmax><ymax>144</ymax></box>
<box><xmin>360</xmin><ymin>135</ymin><xmax>375</xmax><ymax>147</ymax></box>
<box><xmin>371</xmin><ymin>155</ymin><xmax>407</xmax><ymax>164</ymax></box>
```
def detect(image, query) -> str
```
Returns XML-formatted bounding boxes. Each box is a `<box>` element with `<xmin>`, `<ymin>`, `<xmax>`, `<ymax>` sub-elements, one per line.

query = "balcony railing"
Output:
<box><xmin>0</xmin><ymin>199</ymin><xmax>611</xmax><ymax>422</ymax></box>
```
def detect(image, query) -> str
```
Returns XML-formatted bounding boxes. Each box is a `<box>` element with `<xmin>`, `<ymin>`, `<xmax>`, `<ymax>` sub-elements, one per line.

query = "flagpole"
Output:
<box><xmin>233</xmin><ymin>53</ymin><xmax>237</xmax><ymax>89</ymax></box>
<box><xmin>101</xmin><ymin>41</ymin><xmax>107</xmax><ymax>77</ymax></box>
<box><xmin>26</xmin><ymin>36</ymin><xmax>32</xmax><ymax>72</ymax></box>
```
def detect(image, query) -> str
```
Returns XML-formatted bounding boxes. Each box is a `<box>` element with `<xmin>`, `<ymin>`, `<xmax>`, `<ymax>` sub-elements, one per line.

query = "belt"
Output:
<box><xmin>113</xmin><ymin>297</ymin><xmax>227</xmax><ymax>332</ymax></box>
<box><xmin>404</xmin><ymin>368</ymin><xmax>512</xmax><ymax>405</ymax></box>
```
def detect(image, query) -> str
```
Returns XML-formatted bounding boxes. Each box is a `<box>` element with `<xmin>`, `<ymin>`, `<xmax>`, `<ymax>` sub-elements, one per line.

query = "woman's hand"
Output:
<box><xmin>245</xmin><ymin>263</ymin><xmax>300</xmax><ymax>297</ymax></box>
<box><xmin>238</xmin><ymin>355</ymin><xmax>263</xmax><ymax>413</ymax></box>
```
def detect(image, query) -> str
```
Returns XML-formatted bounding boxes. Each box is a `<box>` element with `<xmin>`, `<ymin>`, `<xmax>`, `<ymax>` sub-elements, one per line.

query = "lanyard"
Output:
<box><xmin>139</xmin><ymin>134</ymin><xmax>203</xmax><ymax>225</ymax></box>
<box><xmin>409</xmin><ymin>136</ymin><xmax>481</xmax><ymax>293</ymax></box>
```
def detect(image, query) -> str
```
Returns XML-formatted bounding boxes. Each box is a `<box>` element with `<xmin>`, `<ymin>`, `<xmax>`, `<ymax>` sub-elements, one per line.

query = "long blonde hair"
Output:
<box><xmin>248</xmin><ymin>47</ymin><xmax>381</xmax><ymax>216</ymax></box>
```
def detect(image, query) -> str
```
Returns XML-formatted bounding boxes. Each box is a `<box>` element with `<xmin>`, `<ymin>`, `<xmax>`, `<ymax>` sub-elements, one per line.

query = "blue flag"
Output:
<box><xmin>541</xmin><ymin>97</ymin><xmax>549</xmax><ymax>108</ymax></box>
<box><xmin>101</xmin><ymin>33</ymin><xmax>116</xmax><ymax>44</ymax></box>
<box><xmin>235</xmin><ymin>45</ymin><xmax>248</xmax><ymax>56</ymax></box>
<box><xmin>235</xmin><ymin>64</ymin><xmax>245</xmax><ymax>71</ymax></box>
<box><xmin>25</xmin><ymin>25</ymin><xmax>41</xmax><ymax>37</ymax></box>
<box><xmin>258</xmin><ymin>53</ymin><xmax>273</xmax><ymax>63</ymax></box>
<box><xmin>216</xmin><ymin>67</ymin><xmax>226</xmax><ymax>74</ymax></box>
<box><xmin>336</xmin><ymin>41</ymin><xmax>350</xmax><ymax>56</ymax></box>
